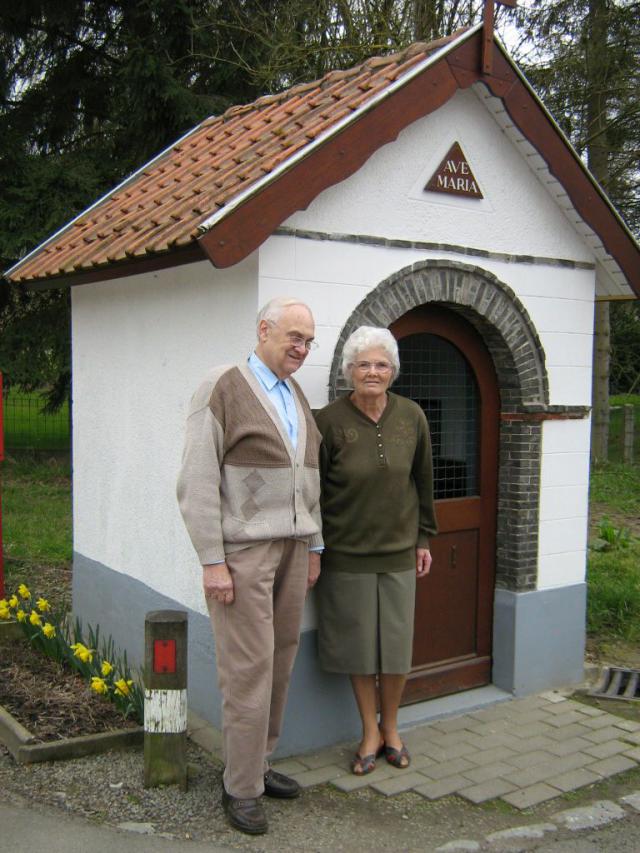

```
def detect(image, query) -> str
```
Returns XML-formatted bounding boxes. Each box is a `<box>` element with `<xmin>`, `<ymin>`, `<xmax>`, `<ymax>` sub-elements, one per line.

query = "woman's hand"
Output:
<box><xmin>416</xmin><ymin>548</ymin><xmax>432</xmax><ymax>578</ymax></box>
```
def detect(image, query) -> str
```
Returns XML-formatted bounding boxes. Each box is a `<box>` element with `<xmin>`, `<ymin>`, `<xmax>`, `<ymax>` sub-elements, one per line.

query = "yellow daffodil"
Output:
<box><xmin>16</xmin><ymin>609</ymin><xmax>26</xmax><ymax>622</ymax></box>
<box><xmin>29</xmin><ymin>610</ymin><xmax>42</xmax><ymax>626</ymax></box>
<box><xmin>8</xmin><ymin>595</ymin><xmax>19</xmax><ymax>609</ymax></box>
<box><xmin>90</xmin><ymin>677</ymin><xmax>109</xmax><ymax>695</ymax></box>
<box><xmin>101</xmin><ymin>660</ymin><xmax>114</xmax><ymax>677</ymax></box>
<box><xmin>0</xmin><ymin>599</ymin><xmax>7</xmax><ymax>609</ymax></box>
<box><xmin>114</xmin><ymin>678</ymin><xmax>133</xmax><ymax>697</ymax></box>
<box><xmin>71</xmin><ymin>642</ymin><xmax>94</xmax><ymax>664</ymax></box>
<box><xmin>18</xmin><ymin>584</ymin><xmax>31</xmax><ymax>599</ymax></box>
<box><xmin>42</xmin><ymin>622</ymin><xmax>56</xmax><ymax>639</ymax></box>
<box><xmin>37</xmin><ymin>597</ymin><xmax>51</xmax><ymax>613</ymax></box>
<box><xmin>0</xmin><ymin>607</ymin><xmax>10</xmax><ymax>621</ymax></box>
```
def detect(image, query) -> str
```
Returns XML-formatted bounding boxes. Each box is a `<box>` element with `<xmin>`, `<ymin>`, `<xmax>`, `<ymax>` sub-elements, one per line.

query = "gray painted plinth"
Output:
<box><xmin>492</xmin><ymin>583</ymin><xmax>586</xmax><ymax>696</ymax></box>
<box><xmin>73</xmin><ymin>553</ymin><xmax>361</xmax><ymax>755</ymax></box>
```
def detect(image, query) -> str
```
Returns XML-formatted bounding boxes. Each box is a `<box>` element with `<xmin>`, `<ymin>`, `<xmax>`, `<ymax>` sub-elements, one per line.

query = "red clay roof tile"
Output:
<box><xmin>7</xmin><ymin>31</ymin><xmax>464</xmax><ymax>283</ymax></box>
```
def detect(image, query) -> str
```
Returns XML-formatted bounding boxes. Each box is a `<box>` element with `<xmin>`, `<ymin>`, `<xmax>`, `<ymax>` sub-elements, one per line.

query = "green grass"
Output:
<box><xmin>587</xmin><ymin>539</ymin><xmax>640</xmax><ymax>642</ymax></box>
<box><xmin>2</xmin><ymin>390</ymin><xmax>70</xmax><ymax>451</ymax></box>
<box><xmin>590</xmin><ymin>460</ymin><xmax>640</xmax><ymax>515</ymax></box>
<box><xmin>608</xmin><ymin>393</ymin><xmax>640</xmax><ymax>464</ymax></box>
<box><xmin>1</xmin><ymin>453</ymin><xmax>72</xmax><ymax>568</ymax></box>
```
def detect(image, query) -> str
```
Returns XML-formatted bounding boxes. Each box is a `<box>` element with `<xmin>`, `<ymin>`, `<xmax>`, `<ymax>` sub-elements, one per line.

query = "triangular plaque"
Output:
<box><xmin>425</xmin><ymin>142</ymin><xmax>483</xmax><ymax>199</ymax></box>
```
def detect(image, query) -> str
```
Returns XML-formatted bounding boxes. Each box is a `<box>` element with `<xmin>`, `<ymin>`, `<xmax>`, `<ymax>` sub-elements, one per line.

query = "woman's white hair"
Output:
<box><xmin>342</xmin><ymin>326</ymin><xmax>400</xmax><ymax>383</ymax></box>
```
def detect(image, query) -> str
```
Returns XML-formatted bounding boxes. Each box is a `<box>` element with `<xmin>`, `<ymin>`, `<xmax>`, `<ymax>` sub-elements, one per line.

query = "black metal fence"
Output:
<box><xmin>2</xmin><ymin>391</ymin><xmax>71</xmax><ymax>452</ymax></box>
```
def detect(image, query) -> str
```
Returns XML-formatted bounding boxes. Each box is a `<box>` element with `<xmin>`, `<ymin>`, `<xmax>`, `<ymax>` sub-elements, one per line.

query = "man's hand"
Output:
<box><xmin>416</xmin><ymin>548</ymin><xmax>432</xmax><ymax>578</ymax></box>
<box><xmin>307</xmin><ymin>552</ymin><xmax>321</xmax><ymax>590</ymax></box>
<box><xmin>203</xmin><ymin>562</ymin><xmax>234</xmax><ymax>605</ymax></box>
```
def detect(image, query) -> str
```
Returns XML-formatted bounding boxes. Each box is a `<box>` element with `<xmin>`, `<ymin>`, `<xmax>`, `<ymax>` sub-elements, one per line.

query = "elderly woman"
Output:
<box><xmin>315</xmin><ymin>326</ymin><xmax>437</xmax><ymax>775</ymax></box>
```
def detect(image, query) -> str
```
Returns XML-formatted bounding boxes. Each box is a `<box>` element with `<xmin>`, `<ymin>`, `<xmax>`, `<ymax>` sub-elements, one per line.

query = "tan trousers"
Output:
<box><xmin>208</xmin><ymin>538</ymin><xmax>308</xmax><ymax>799</ymax></box>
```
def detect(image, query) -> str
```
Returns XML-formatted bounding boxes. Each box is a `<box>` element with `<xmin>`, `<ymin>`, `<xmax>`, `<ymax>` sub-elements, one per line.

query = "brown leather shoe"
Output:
<box><xmin>221</xmin><ymin>788</ymin><xmax>268</xmax><ymax>835</ymax></box>
<box><xmin>263</xmin><ymin>768</ymin><xmax>301</xmax><ymax>799</ymax></box>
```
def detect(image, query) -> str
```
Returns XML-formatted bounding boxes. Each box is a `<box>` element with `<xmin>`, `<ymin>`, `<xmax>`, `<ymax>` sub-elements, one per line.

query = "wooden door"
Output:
<box><xmin>390</xmin><ymin>306</ymin><xmax>500</xmax><ymax>703</ymax></box>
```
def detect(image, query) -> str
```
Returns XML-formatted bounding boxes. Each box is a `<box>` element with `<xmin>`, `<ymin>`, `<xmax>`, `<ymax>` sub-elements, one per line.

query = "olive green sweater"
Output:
<box><xmin>315</xmin><ymin>392</ymin><xmax>437</xmax><ymax>573</ymax></box>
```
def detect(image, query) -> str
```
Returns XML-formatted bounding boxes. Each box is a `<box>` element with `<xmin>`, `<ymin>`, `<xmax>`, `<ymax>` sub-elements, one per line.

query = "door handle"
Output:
<box><xmin>450</xmin><ymin>545</ymin><xmax>457</xmax><ymax>569</ymax></box>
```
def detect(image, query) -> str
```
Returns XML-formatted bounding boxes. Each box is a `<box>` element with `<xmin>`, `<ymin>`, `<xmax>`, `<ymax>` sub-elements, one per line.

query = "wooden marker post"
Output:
<box><xmin>144</xmin><ymin>610</ymin><xmax>188</xmax><ymax>790</ymax></box>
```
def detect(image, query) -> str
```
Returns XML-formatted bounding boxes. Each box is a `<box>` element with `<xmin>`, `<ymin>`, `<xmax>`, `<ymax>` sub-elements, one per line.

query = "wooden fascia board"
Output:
<box><xmin>198</xmin><ymin>59</ymin><xmax>460</xmax><ymax>269</ymax></box>
<box><xmin>449</xmin><ymin>38</ymin><xmax>640</xmax><ymax>297</ymax></box>
<box><xmin>8</xmin><ymin>244</ymin><xmax>206</xmax><ymax>290</ymax></box>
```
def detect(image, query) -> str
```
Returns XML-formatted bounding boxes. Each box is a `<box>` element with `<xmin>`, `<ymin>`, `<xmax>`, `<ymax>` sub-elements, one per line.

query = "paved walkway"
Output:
<box><xmin>265</xmin><ymin>691</ymin><xmax>640</xmax><ymax>810</ymax></box>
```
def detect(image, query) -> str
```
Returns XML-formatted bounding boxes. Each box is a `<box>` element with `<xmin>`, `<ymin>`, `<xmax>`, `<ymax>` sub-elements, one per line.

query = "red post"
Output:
<box><xmin>0</xmin><ymin>372</ymin><xmax>4</xmax><ymax>598</ymax></box>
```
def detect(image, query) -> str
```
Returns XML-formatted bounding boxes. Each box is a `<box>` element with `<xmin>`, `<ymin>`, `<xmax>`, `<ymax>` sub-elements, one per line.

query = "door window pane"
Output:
<box><xmin>395</xmin><ymin>333</ymin><xmax>479</xmax><ymax>499</ymax></box>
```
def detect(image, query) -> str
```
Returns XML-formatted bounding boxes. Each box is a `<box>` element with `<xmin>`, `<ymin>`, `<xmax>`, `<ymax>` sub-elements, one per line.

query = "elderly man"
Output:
<box><xmin>177</xmin><ymin>297</ymin><xmax>322</xmax><ymax>835</ymax></box>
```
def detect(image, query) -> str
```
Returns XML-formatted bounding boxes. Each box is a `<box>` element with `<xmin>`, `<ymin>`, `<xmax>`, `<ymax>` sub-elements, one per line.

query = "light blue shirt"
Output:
<box><xmin>248</xmin><ymin>352</ymin><xmax>298</xmax><ymax>449</ymax></box>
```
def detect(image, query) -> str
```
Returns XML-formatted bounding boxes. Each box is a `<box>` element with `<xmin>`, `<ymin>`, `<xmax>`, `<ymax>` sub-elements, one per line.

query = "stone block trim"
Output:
<box><xmin>327</xmin><ymin>260</ymin><xmax>551</xmax><ymax>591</ymax></box>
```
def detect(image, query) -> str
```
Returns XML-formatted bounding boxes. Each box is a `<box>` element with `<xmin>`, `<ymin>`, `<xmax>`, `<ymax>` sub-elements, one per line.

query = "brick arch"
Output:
<box><xmin>329</xmin><ymin>259</ymin><xmax>548</xmax><ymax>409</ymax></box>
<box><xmin>328</xmin><ymin>259</ymin><xmax>551</xmax><ymax>592</ymax></box>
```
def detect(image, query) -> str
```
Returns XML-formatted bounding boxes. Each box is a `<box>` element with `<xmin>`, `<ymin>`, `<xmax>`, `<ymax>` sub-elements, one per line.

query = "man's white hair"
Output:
<box><xmin>256</xmin><ymin>297</ymin><xmax>311</xmax><ymax>335</ymax></box>
<box><xmin>342</xmin><ymin>326</ymin><xmax>400</xmax><ymax>383</ymax></box>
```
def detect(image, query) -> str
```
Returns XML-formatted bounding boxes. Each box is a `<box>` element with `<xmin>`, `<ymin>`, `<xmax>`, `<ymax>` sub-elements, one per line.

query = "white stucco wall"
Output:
<box><xmin>72</xmin><ymin>83</ymin><xmax>598</xmax><ymax>615</ymax></box>
<box><xmin>259</xmin><ymin>86</ymin><xmax>596</xmax><ymax>592</ymax></box>
<box><xmin>72</xmin><ymin>256</ymin><xmax>258</xmax><ymax>613</ymax></box>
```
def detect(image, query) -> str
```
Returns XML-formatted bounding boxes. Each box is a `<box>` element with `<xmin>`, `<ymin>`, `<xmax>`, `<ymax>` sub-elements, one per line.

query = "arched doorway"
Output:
<box><xmin>390</xmin><ymin>306</ymin><xmax>500</xmax><ymax>702</ymax></box>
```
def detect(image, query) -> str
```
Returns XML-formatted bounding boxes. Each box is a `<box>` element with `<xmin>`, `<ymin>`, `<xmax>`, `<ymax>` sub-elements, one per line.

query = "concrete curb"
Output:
<box><xmin>0</xmin><ymin>620</ymin><xmax>24</xmax><ymax>640</ymax></box>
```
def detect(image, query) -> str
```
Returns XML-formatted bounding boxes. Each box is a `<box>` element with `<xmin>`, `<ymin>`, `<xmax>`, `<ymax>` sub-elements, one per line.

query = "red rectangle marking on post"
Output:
<box><xmin>153</xmin><ymin>639</ymin><xmax>177</xmax><ymax>673</ymax></box>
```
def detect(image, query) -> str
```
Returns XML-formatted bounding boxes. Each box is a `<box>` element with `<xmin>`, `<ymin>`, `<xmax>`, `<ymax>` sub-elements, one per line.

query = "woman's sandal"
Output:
<box><xmin>351</xmin><ymin>742</ymin><xmax>385</xmax><ymax>776</ymax></box>
<box><xmin>384</xmin><ymin>742</ymin><xmax>411</xmax><ymax>769</ymax></box>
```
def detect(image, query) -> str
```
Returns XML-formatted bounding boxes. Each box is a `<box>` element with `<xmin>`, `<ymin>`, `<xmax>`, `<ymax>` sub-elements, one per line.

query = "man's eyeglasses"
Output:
<box><xmin>353</xmin><ymin>361</ymin><xmax>392</xmax><ymax>373</ymax></box>
<box><xmin>268</xmin><ymin>320</ymin><xmax>318</xmax><ymax>351</ymax></box>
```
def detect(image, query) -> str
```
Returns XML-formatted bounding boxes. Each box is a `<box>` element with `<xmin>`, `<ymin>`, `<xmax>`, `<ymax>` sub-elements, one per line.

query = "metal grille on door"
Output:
<box><xmin>394</xmin><ymin>333</ymin><xmax>479</xmax><ymax>499</ymax></box>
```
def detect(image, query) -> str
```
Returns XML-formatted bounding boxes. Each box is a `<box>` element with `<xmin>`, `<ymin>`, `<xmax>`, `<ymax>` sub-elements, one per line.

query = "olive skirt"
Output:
<box><xmin>315</xmin><ymin>569</ymin><xmax>416</xmax><ymax>675</ymax></box>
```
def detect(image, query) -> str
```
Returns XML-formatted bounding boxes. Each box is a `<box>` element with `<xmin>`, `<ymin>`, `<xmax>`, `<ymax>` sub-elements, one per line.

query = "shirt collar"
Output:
<box><xmin>249</xmin><ymin>351</ymin><xmax>285</xmax><ymax>391</ymax></box>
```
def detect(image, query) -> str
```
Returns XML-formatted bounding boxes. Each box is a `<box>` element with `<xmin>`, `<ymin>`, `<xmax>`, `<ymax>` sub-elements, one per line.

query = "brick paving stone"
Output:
<box><xmin>512</xmin><ymin>709</ymin><xmax>550</xmax><ymax>725</ymax></box>
<box><xmin>423</xmin><ymin>742</ymin><xmax>479</xmax><ymax>762</ymax></box>
<box><xmin>623</xmin><ymin>731</ymin><xmax>640</xmax><ymax>745</ymax></box>
<box><xmin>545</xmin><ymin>711</ymin><xmax>593</xmax><ymax>728</ymax></box>
<box><xmin>331</xmin><ymin>773</ymin><xmax>379</xmax><ymax>792</ymax></box>
<box><xmin>461</xmin><ymin>761</ymin><xmax>515</xmax><ymax>784</ymax></box>
<box><xmin>291</xmin><ymin>765</ymin><xmax>347</xmax><ymax>788</ymax></box>
<box><xmin>546</xmin><ymin>723</ymin><xmax>593</xmax><ymax>741</ymax></box>
<box><xmin>414</xmin><ymin>775</ymin><xmax>474</xmax><ymax>800</ymax></box>
<box><xmin>504</xmin><ymin>753</ymin><xmax>592</xmax><ymax>787</ymax></box>
<box><xmin>466</xmin><ymin>746</ymin><xmax>517</xmax><ymax>766</ymax></box>
<box><xmin>507</xmin><ymin>750</ymin><xmax>556</xmax><ymax>770</ymax></box>
<box><xmin>506</xmin><ymin>735</ymin><xmax>557</xmax><ymax>754</ymax></box>
<box><xmin>572</xmin><ymin>704</ymin><xmax>605</xmax><ymax>717</ymax></box>
<box><xmin>295</xmin><ymin>748</ymin><xmax>351</xmax><ymax>770</ymax></box>
<box><xmin>456</xmin><ymin>732</ymin><xmax>514</xmax><ymax>752</ymax></box>
<box><xmin>502</xmin><ymin>783</ymin><xmax>560</xmax><ymax>809</ymax></box>
<box><xmin>431</xmin><ymin>716</ymin><xmax>476</xmax><ymax>733</ymax></box>
<box><xmin>424</xmin><ymin>757</ymin><xmax>476</xmax><ymax>780</ymax></box>
<box><xmin>371</xmin><ymin>771</ymin><xmax>431</xmax><ymax>796</ymax></box>
<box><xmin>546</xmin><ymin>737</ymin><xmax>593</xmax><ymax>756</ymax></box>
<box><xmin>468</xmin><ymin>705</ymin><xmax>513</xmax><ymax>722</ymax></box>
<box><xmin>272</xmin><ymin>759</ymin><xmax>309</xmax><ymax>775</ymax></box>
<box><xmin>547</xmin><ymin>767</ymin><xmax>601</xmax><ymax>792</ymax></box>
<box><xmin>624</xmin><ymin>747</ymin><xmax>640</xmax><ymax>762</ymax></box>
<box><xmin>584</xmin><ymin>726</ymin><xmax>632</xmax><ymax>744</ymax></box>
<box><xmin>463</xmin><ymin>722</ymin><xmax>503</xmax><ymax>737</ymax></box>
<box><xmin>459</xmin><ymin>778</ymin><xmax>517</xmax><ymax>804</ymax></box>
<box><xmin>542</xmin><ymin>701</ymin><xmax>577</xmax><ymax>716</ymax></box>
<box><xmin>615</xmin><ymin>719</ymin><xmax>640</xmax><ymax>732</ymax></box>
<box><xmin>538</xmin><ymin>691</ymin><xmax>570</xmax><ymax>704</ymax></box>
<box><xmin>589</xmin><ymin>755</ymin><xmax>638</xmax><ymax>778</ymax></box>
<box><xmin>620</xmin><ymin>791</ymin><xmax>640</xmax><ymax>812</ymax></box>
<box><xmin>584</xmin><ymin>739</ymin><xmax>631</xmax><ymax>759</ymax></box>
<box><xmin>581</xmin><ymin>714</ymin><xmax>623</xmax><ymax>730</ymax></box>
